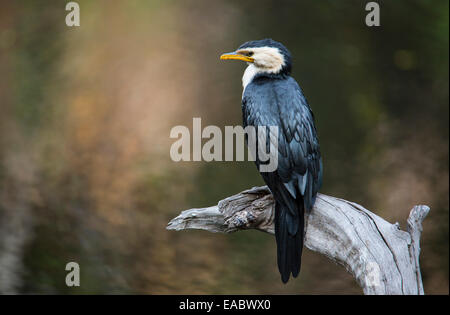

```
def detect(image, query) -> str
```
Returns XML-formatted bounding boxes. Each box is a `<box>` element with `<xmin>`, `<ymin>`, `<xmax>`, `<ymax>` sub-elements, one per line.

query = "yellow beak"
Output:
<box><xmin>220</xmin><ymin>52</ymin><xmax>254</xmax><ymax>63</ymax></box>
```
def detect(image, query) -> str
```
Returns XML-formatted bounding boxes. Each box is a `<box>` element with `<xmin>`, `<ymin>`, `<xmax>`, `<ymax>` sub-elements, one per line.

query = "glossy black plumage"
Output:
<box><xmin>240</xmin><ymin>40</ymin><xmax>322</xmax><ymax>283</ymax></box>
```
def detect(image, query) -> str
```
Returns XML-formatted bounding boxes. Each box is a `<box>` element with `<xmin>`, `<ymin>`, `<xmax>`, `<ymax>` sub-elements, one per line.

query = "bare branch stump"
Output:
<box><xmin>167</xmin><ymin>186</ymin><xmax>429</xmax><ymax>295</ymax></box>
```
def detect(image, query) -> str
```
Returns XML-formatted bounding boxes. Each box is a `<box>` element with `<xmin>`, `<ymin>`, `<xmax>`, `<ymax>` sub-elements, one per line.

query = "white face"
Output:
<box><xmin>220</xmin><ymin>45</ymin><xmax>287</xmax><ymax>93</ymax></box>
<box><xmin>236</xmin><ymin>46</ymin><xmax>286</xmax><ymax>74</ymax></box>
<box><xmin>237</xmin><ymin>47</ymin><xmax>286</xmax><ymax>92</ymax></box>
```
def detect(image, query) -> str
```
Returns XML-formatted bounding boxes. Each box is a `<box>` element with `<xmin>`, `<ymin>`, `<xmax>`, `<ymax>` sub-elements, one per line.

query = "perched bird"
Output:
<box><xmin>220</xmin><ymin>39</ymin><xmax>323</xmax><ymax>283</ymax></box>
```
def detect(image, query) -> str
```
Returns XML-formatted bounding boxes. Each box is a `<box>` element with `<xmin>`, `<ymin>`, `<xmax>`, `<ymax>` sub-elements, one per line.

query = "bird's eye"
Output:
<box><xmin>247</xmin><ymin>51</ymin><xmax>254</xmax><ymax>57</ymax></box>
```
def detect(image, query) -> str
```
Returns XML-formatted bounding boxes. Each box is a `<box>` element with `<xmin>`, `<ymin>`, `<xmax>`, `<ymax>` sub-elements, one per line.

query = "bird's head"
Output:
<box><xmin>220</xmin><ymin>39</ymin><xmax>292</xmax><ymax>77</ymax></box>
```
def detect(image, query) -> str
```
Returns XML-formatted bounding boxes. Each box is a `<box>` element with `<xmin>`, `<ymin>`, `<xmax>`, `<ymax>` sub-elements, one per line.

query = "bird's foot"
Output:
<box><xmin>224</xmin><ymin>210</ymin><xmax>257</xmax><ymax>230</ymax></box>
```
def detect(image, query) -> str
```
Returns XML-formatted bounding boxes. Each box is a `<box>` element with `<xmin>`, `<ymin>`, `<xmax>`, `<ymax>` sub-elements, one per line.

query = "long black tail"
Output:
<box><xmin>274</xmin><ymin>196</ymin><xmax>305</xmax><ymax>283</ymax></box>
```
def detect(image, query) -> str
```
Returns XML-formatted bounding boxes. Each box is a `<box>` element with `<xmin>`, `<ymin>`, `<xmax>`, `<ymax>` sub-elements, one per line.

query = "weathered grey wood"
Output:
<box><xmin>167</xmin><ymin>186</ymin><xmax>429</xmax><ymax>295</ymax></box>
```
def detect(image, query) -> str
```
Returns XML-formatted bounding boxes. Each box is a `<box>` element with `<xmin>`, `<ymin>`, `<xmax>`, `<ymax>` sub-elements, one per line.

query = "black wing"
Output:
<box><xmin>243</xmin><ymin>76</ymin><xmax>322</xmax><ymax>211</ymax></box>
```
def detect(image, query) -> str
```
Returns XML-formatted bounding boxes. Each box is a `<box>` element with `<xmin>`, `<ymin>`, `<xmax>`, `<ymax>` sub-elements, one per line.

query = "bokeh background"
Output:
<box><xmin>0</xmin><ymin>0</ymin><xmax>448</xmax><ymax>294</ymax></box>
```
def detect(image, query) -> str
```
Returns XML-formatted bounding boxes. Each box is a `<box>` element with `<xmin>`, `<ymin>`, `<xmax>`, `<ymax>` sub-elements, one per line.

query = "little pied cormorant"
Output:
<box><xmin>220</xmin><ymin>39</ymin><xmax>323</xmax><ymax>283</ymax></box>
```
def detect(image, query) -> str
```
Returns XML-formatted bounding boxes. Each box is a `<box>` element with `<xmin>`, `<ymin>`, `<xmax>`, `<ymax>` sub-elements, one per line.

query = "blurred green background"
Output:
<box><xmin>0</xmin><ymin>0</ymin><xmax>448</xmax><ymax>294</ymax></box>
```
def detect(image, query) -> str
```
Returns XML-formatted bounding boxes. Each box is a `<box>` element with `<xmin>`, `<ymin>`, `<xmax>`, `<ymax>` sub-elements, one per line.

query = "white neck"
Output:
<box><xmin>242</xmin><ymin>64</ymin><xmax>260</xmax><ymax>95</ymax></box>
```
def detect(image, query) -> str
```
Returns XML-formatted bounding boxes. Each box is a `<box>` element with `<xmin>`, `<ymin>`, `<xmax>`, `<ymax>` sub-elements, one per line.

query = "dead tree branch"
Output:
<box><xmin>167</xmin><ymin>186</ymin><xmax>429</xmax><ymax>295</ymax></box>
